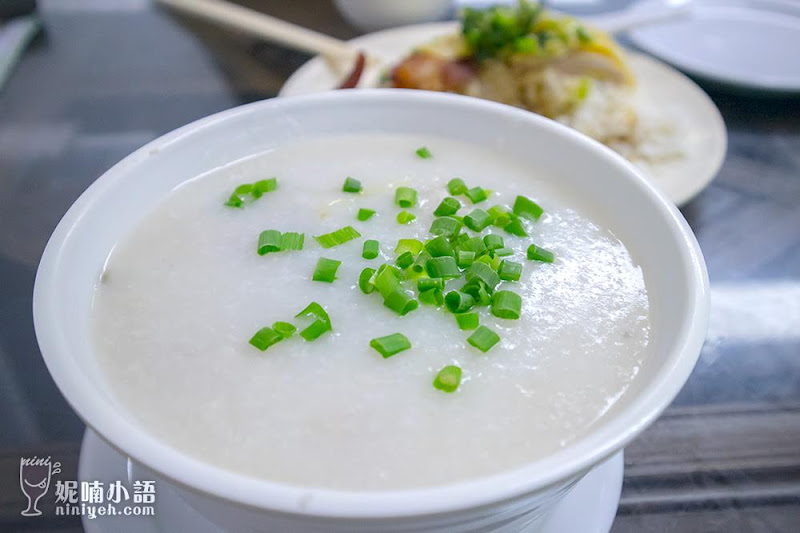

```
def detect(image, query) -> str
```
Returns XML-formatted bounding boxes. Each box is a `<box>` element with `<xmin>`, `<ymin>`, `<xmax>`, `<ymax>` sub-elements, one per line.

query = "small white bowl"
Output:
<box><xmin>334</xmin><ymin>0</ymin><xmax>453</xmax><ymax>32</ymax></box>
<box><xmin>34</xmin><ymin>90</ymin><xmax>708</xmax><ymax>532</ymax></box>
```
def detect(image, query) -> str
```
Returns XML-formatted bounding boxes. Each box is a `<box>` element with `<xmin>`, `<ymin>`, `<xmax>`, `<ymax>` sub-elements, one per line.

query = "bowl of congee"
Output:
<box><xmin>33</xmin><ymin>90</ymin><xmax>708</xmax><ymax>531</ymax></box>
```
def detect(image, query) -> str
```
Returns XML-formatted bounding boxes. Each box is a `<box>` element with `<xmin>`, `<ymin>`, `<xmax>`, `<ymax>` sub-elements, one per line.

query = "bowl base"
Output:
<box><xmin>78</xmin><ymin>429</ymin><xmax>623</xmax><ymax>533</ymax></box>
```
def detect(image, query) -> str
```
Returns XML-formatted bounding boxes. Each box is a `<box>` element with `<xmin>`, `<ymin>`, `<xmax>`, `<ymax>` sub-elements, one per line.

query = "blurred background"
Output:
<box><xmin>1</xmin><ymin>0</ymin><xmax>799</xmax><ymax>531</ymax></box>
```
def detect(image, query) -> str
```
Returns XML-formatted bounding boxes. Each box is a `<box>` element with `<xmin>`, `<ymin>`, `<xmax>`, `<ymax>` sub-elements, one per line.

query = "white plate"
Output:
<box><xmin>78</xmin><ymin>429</ymin><xmax>624</xmax><ymax>533</ymax></box>
<box><xmin>280</xmin><ymin>22</ymin><xmax>727</xmax><ymax>206</ymax></box>
<box><xmin>629</xmin><ymin>0</ymin><xmax>800</xmax><ymax>93</ymax></box>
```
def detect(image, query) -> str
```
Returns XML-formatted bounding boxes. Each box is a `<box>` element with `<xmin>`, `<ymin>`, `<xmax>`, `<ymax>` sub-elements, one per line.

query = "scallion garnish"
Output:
<box><xmin>249</xmin><ymin>326</ymin><xmax>282</xmax><ymax>351</ymax></box>
<box><xmin>396</xmin><ymin>251</ymin><xmax>415</xmax><ymax>269</ymax></box>
<box><xmin>483</xmin><ymin>234</ymin><xmax>504</xmax><ymax>251</ymax></box>
<box><xmin>464</xmin><ymin>209</ymin><xmax>491</xmax><ymax>232</ymax></box>
<box><xmin>465</xmin><ymin>186</ymin><xmax>489</xmax><ymax>204</ymax></box>
<box><xmin>342</xmin><ymin>177</ymin><xmax>362</xmax><ymax>193</ymax></box>
<box><xmin>426</xmin><ymin>256</ymin><xmax>461</xmax><ymax>279</ymax></box>
<box><xmin>419</xmin><ymin>288</ymin><xmax>444</xmax><ymax>306</ymax></box>
<box><xmin>395</xmin><ymin>239</ymin><xmax>424</xmax><ymax>255</ymax></box>
<box><xmin>513</xmin><ymin>195</ymin><xmax>544</xmax><ymax>221</ymax></box>
<box><xmin>225</xmin><ymin>178</ymin><xmax>277</xmax><ymax>207</ymax></box>
<box><xmin>254</xmin><ymin>178</ymin><xmax>277</xmax><ymax>194</ymax></box>
<box><xmin>373</xmin><ymin>266</ymin><xmax>418</xmax><ymax>316</ymax></box>
<box><xmin>280</xmin><ymin>232</ymin><xmax>305</xmax><ymax>251</ymax></box>
<box><xmin>411</xmin><ymin>251</ymin><xmax>432</xmax><ymax>274</ymax></box>
<box><xmin>397</xmin><ymin>210</ymin><xmax>416</xmax><ymax>224</ymax></box>
<box><xmin>370</xmin><ymin>333</ymin><xmax>411</xmax><ymax>358</ymax></box>
<box><xmin>359</xmin><ymin>267</ymin><xmax>376</xmax><ymax>294</ymax></box>
<box><xmin>527</xmin><ymin>243</ymin><xmax>555</xmax><ymax>263</ymax></box>
<box><xmin>357</xmin><ymin>208</ymin><xmax>376</xmax><ymax>221</ymax></box>
<box><xmin>383</xmin><ymin>290</ymin><xmax>419</xmax><ymax>316</ymax></box>
<box><xmin>295</xmin><ymin>302</ymin><xmax>331</xmax><ymax>341</ymax></box>
<box><xmin>491</xmin><ymin>290</ymin><xmax>522</xmax><ymax>319</ymax></box>
<box><xmin>312</xmin><ymin>257</ymin><xmax>341</xmax><ymax>283</ymax></box>
<box><xmin>466</xmin><ymin>262</ymin><xmax>500</xmax><ymax>290</ymax></box>
<box><xmin>272</xmin><ymin>321</ymin><xmax>296</xmax><ymax>339</ymax></box>
<box><xmin>257</xmin><ymin>230</ymin><xmax>282</xmax><ymax>255</ymax></box>
<box><xmin>504</xmin><ymin>214</ymin><xmax>528</xmax><ymax>237</ymax></box>
<box><xmin>363</xmin><ymin>239</ymin><xmax>380</xmax><ymax>259</ymax></box>
<box><xmin>434</xmin><ymin>197</ymin><xmax>461</xmax><ymax>217</ymax></box>
<box><xmin>418</xmin><ymin>278</ymin><xmax>445</xmax><ymax>292</ymax></box>
<box><xmin>493</xmin><ymin>247</ymin><xmax>513</xmax><ymax>257</ymax></box>
<box><xmin>416</xmin><ymin>146</ymin><xmax>433</xmax><ymax>159</ymax></box>
<box><xmin>445</xmin><ymin>291</ymin><xmax>476</xmax><ymax>313</ymax></box>
<box><xmin>456</xmin><ymin>312</ymin><xmax>479</xmax><ymax>330</ymax></box>
<box><xmin>394</xmin><ymin>187</ymin><xmax>418</xmax><ymax>208</ymax></box>
<box><xmin>447</xmin><ymin>178</ymin><xmax>468</xmax><ymax>196</ymax></box>
<box><xmin>462</xmin><ymin>279</ymin><xmax>493</xmax><ymax>306</ymax></box>
<box><xmin>467</xmin><ymin>325</ymin><xmax>500</xmax><ymax>353</ymax></box>
<box><xmin>425</xmin><ymin>235</ymin><xmax>455</xmax><ymax>258</ymax></box>
<box><xmin>433</xmin><ymin>365</ymin><xmax>461</xmax><ymax>393</ymax></box>
<box><xmin>457</xmin><ymin>250</ymin><xmax>476</xmax><ymax>269</ymax></box>
<box><xmin>430</xmin><ymin>217</ymin><xmax>462</xmax><ymax>240</ymax></box>
<box><xmin>487</xmin><ymin>205</ymin><xmax>511</xmax><ymax>227</ymax></box>
<box><xmin>498</xmin><ymin>260</ymin><xmax>523</xmax><ymax>281</ymax></box>
<box><xmin>314</xmin><ymin>226</ymin><xmax>361</xmax><ymax>248</ymax></box>
<box><xmin>458</xmin><ymin>236</ymin><xmax>488</xmax><ymax>256</ymax></box>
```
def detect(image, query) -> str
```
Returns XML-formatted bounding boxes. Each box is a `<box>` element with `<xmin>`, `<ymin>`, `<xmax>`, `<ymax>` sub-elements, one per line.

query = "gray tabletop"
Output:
<box><xmin>1</xmin><ymin>1</ymin><xmax>799</xmax><ymax>531</ymax></box>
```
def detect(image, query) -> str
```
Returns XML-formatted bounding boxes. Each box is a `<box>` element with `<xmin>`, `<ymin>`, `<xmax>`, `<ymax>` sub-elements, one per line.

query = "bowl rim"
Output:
<box><xmin>33</xmin><ymin>89</ymin><xmax>709</xmax><ymax>519</ymax></box>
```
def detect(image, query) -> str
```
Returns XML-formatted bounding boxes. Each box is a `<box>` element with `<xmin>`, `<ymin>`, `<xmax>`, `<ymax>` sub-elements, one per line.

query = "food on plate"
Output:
<box><xmin>387</xmin><ymin>1</ymin><xmax>682</xmax><ymax>165</ymax></box>
<box><xmin>92</xmin><ymin>134</ymin><xmax>650</xmax><ymax>489</ymax></box>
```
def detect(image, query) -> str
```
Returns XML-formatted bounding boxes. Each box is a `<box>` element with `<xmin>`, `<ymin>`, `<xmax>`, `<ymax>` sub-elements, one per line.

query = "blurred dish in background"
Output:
<box><xmin>334</xmin><ymin>0</ymin><xmax>453</xmax><ymax>32</ymax></box>
<box><xmin>629</xmin><ymin>0</ymin><xmax>800</xmax><ymax>93</ymax></box>
<box><xmin>281</xmin><ymin>4</ymin><xmax>726</xmax><ymax>206</ymax></box>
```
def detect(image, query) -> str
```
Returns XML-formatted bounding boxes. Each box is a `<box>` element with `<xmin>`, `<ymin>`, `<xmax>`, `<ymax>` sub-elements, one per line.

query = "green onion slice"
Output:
<box><xmin>383</xmin><ymin>290</ymin><xmax>419</xmax><ymax>316</ymax></box>
<box><xmin>395</xmin><ymin>238</ymin><xmax>424</xmax><ymax>255</ymax></box>
<box><xmin>447</xmin><ymin>178</ymin><xmax>468</xmax><ymax>196</ymax></box>
<box><xmin>342</xmin><ymin>177</ymin><xmax>362</xmax><ymax>193</ymax></box>
<box><xmin>394</xmin><ymin>187</ymin><xmax>418</xmax><ymax>208</ymax></box>
<box><xmin>249</xmin><ymin>327</ymin><xmax>282</xmax><ymax>351</ymax></box>
<box><xmin>357</xmin><ymin>208</ymin><xmax>376</xmax><ymax>221</ymax></box>
<box><xmin>462</xmin><ymin>279</ymin><xmax>493</xmax><ymax>306</ymax></box>
<box><xmin>491</xmin><ymin>290</ymin><xmax>522</xmax><ymax>320</ymax></box>
<box><xmin>359</xmin><ymin>267</ymin><xmax>377</xmax><ymax>294</ymax></box>
<box><xmin>464</xmin><ymin>209</ymin><xmax>491</xmax><ymax>232</ymax></box>
<box><xmin>458</xmin><ymin>236</ymin><xmax>488</xmax><ymax>256</ymax></box>
<box><xmin>415</xmin><ymin>146</ymin><xmax>433</xmax><ymax>159</ymax></box>
<box><xmin>467</xmin><ymin>325</ymin><xmax>501</xmax><ymax>353</ymax></box>
<box><xmin>425</xmin><ymin>235</ymin><xmax>455</xmax><ymax>257</ymax></box>
<box><xmin>370</xmin><ymin>333</ymin><xmax>412</xmax><ymax>358</ymax></box>
<box><xmin>433</xmin><ymin>365</ymin><xmax>462</xmax><ymax>393</ymax></box>
<box><xmin>434</xmin><ymin>197</ymin><xmax>461</xmax><ymax>217</ymax></box>
<box><xmin>363</xmin><ymin>239</ymin><xmax>380</xmax><ymax>260</ymax></box>
<box><xmin>457</xmin><ymin>250</ymin><xmax>476</xmax><ymax>269</ymax></box>
<box><xmin>527</xmin><ymin>244</ymin><xmax>555</xmax><ymax>263</ymax></box>
<box><xmin>312</xmin><ymin>257</ymin><xmax>341</xmax><ymax>283</ymax></box>
<box><xmin>418</xmin><ymin>278</ymin><xmax>445</xmax><ymax>292</ymax></box>
<box><xmin>498</xmin><ymin>260</ymin><xmax>523</xmax><ymax>281</ymax></box>
<box><xmin>504</xmin><ymin>214</ymin><xmax>528</xmax><ymax>237</ymax></box>
<box><xmin>419</xmin><ymin>288</ymin><xmax>444</xmax><ymax>306</ymax></box>
<box><xmin>257</xmin><ymin>230</ymin><xmax>282</xmax><ymax>255</ymax></box>
<box><xmin>295</xmin><ymin>302</ymin><xmax>332</xmax><ymax>341</ymax></box>
<box><xmin>456</xmin><ymin>312</ymin><xmax>479</xmax><ymax>330</ymax></box>
<box><xmin>513</xmin><ymin>195</ymin><xmax>544</xmax><ymax>221</ymax></box>
<box><xmin>314</xmin><ymin>226</ymin><xmax>361</xmax><ymax>248</ymax></box>
<box><xmin>430</xmin><ymin>217</ymin><xmax>462</xmax><ymax>240</ymax></box>
<box><xmin>465</xmin><ymin>186</ymin><xmax>489</xmax><ymax>204</ymax></box>
<box><xmin>445</xmin><ymin>291</ymin><xmax>476</xmax><ymax>313</ymax></box>
<box><xmin>483</xmin><ymin>234</ymin><xmax>504</xmax><ymax>251</ymax></box>
<box><xmin>272</xmin><ymin>321</ymin><xmax>296</xmax><ymax>339</ymax></box>
<box><xmin>466</xmin><ymin>261</ymin><xmax>500</xmax><ymax>290</ymax></box>
<box><xmin>493</xmin><ymin>247</ymin><xmax>513</xmax><ymax>257</ymax></box>
<box><xmin>411</xmin><ymin>250</ymin><xmax>432</xmax><ymax>274</ymax></box>
<box><xmin>396</xmin><ymin>251</ymin><xmax>415</xmax><ymax>269</ymax></box>
<box><xmin>426</xmin><ymin>256</ymin><xmax>461</xmax><ymax>279</ymax></box>
<box><xmin>280</xmin><ymin>232</ymin><xmax>304</xmax><ymax>251</ymax></box>
<box><xmin>397</xmin><ymin>210</ymin><xmax>416</xmax><ymax>224</ymax></box>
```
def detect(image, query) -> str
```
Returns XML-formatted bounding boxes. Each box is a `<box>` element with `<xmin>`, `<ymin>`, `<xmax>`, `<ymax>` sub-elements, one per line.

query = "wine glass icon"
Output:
<box><xmin>19</xmin><ymin>460</ymin><xmax>53</xmax><ymax>517</ymax></box>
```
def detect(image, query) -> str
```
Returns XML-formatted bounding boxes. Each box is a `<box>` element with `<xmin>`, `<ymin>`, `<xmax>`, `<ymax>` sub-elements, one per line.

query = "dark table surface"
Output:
<box><xmin>1</xmin><ymin>1</ymin><xmax>799</xmax><ymax>531</ymax></box>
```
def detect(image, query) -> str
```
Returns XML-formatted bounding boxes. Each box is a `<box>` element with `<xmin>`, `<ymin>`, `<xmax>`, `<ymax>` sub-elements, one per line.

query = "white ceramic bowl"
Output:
<box><xmin>334</xmin><ymin>0</ymin><xmax>453</xmax><ymax>32</ymax></box>
<box><xmin>34</xmin><ymin>90</ymin><xmax>709</xmax><ymax>532</ymax></box>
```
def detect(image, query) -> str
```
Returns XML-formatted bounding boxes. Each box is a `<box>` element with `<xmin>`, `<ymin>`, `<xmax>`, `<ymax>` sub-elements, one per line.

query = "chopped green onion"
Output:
<box><xmin>527</xmin><ymin>244</ymin><xmax>555</xmax><ymax>263</ymax></box>
<box><xmin>426</xmin><ymin>256</ymin><xmax>461</xmax><ymax>279</ymax></box>
<box><xmin>363</xmin><ymin>239</ymin><xmax>380</xmax><ymax>259</ymax></box>
<box><xmin>430</xmin><ymin>217</ymin><xmax>462</xmax><ymax>240</ymax></box>
<box><xmin>280</xmin><ymin>232</ymin><xmax>304</xmax><ymax>251</ymax></box>
<box><xmin>493</xmin><ymin>247</ymin><xmax>513</xmax><ymax>257</ymax></box>
<box><xmin>342</xmin><ymin>177</ymin><xmax>362</xmax><ymax>193</ymax></box>
<box><xmin>415</xmin><ymin>146</ymin><xmax>433</xmax><ymax>159</ymax></box>
<box><xmin>458</xmin><ymin>236</ymin><xmax>488</xmax><ymax>256</ymax></box>
<box><xmin>462</xmin><ymin>279</ymin><xmax>493</xmax><ymax>306</ymax></box>
<box><xmin>374</xmin><ymin>265</ymin><xmax>403</xmax><ymax>297</ymax></box>
<box><xmin>467</xmin><ymin>325</ymin><xmax>500</xmax><ymax>353</ymax></box>
<box><xmin>257</xmin><ymin>230</ymin><xmax>282</xmax><ymax>255</ymax></box>
<box><xmin>483</xmin><ymin>234</ymin><xmax>504</xmax><ymax>251</ymax></box>
<box><xmin>498</xmin><ymin>260</ymin><xmax>523</xmax><ymax>281</ymax></box>
<box><xmin>397</xmin><ymin>210</ymin><xmax>417</xmax><ymax>224</ymax></box>
<box><xmin>249</xmin><ymin>327</ymin><xmax>282</xmax><ymax>351</ymax></box>
<box><xmin>466</xmin><ymin>262</ymin><xmax>500</xmax><ymax>290</ymax></box>
<box><xmin>312</xmin><ymin>257</ymin><xmax>341</xmax><ymax>283</ymax></box>
<box><xmin>357</xmin><ymin>208</ymin><xmax>376</xmax><ymax>221</ymax></box>
<box><xmin>295</xmin><ymin>302</ymin><xmax>332</xmax><ymax>341</ymax></box>
<box><xmin>425</xmin><ymin>235</ymin><xmax>454</xmax><ymax>257</ymax></box>
<box><xmin>359</xmin><ymin>267</ymin><xmax>376</xmax><ymax>294</ymax></box>
<box><xmin>272</xmin><ymin>321</ymin><xmax>296</xmax><ymax>339</ymax></box>
<box><xmin>383</xmin><ymin>290</ymin><xmax>419</xmax><ymax>316</ymax></box>
<box><xmin>457</xmin><ymin>250</ymin><xmax>476</xmax><ymax>269</ymax></box>
<box><xmin>411</xmin><ymin>250</ymin><xmax>431</xmax><ymax>273</ymax></box>
<box><xmin>576</xmin><ymin>25</ymin><xmax>592</xmax><ymax>44</ymax></box>
<box><xmin>434</xmin><ymin>197</ymin><xmax>461</xmax><ymax>216</ymax></box>
<box><xmin>314</xmin><ymin>226</ymin><xmax>361</xmax><ymax>248</ymax></box>
<box><xmin>456</xmin><ymin>312</ymin><xmax>479</xmax><ymax>330</ymax></box>
<box><xmin>513</xmin><ymin>195</ymin><xmax>544</xmax><ymax>221</ymax></box>
<box><xmin>394</xmin><ymin>187</ymin><xmax>418</xmax><ymax>208</ymax></box>
<box><xmin>418</xmin><ymin>288</ymin><xmax>444</xmax><ymax>306</ymax></box>
<box><xmin>445</xmin><ymin>291</ymin><xmax>476</xmax><ymax>313</ymax></box>
<box><xmin>370</xmin><ymin>333</ymin><xmax>412</xmax><ymax>358</ymax></box>
<box><xmin>254</xmin><ymin>178</ymin><xmax>277</xmax><ymax>194</ymax></box>
<box><xmin>225</xmin><ymin>179</ymin><xmax>277</xmax><ymax>207</ymax></box>
<box><xmin>447</xmin><ymin>178</ymin><xmax>468</xmax><ymax>196</ymax></box>
<box><xmin>418</xmin><ymin>278</ymin><xmax>445</xmax><ymax>292</ymax></box>
<box><xmin>395</xmin><ymin>238</ymin><xmax>424</xmax><ymax>255</ymax></box>
<box><xmin>504</xmin><ymin>215</ymin><xmax>528</xmax><ymax>237</ymax></box>
<box><xmin>464</xmin><ymin>209</ymin><xmax>491</xmax><ymax>232</ymax></box>
<box><xmin>487</xmin><ymin>205</ymin><xmax>511</xmax><ymax>227</ymax></box>
<box><xmin>465</xmin><ymin>186</ymin><xmax>489</xmax><ymax>204</ymax></box>
<box><xmin>433</xmin><ymin>365</ymin><xmax>462</xmax><ymax>393</ymax></box>
<box><xmin>396</xmin><ymin>251</ymin><xmax>415</xmax><ymax>269</ymax></box>
<box><xmin>491</xmin><ymin>290</ymin><xmax>522</xmax><ymax>319</ymax></box>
